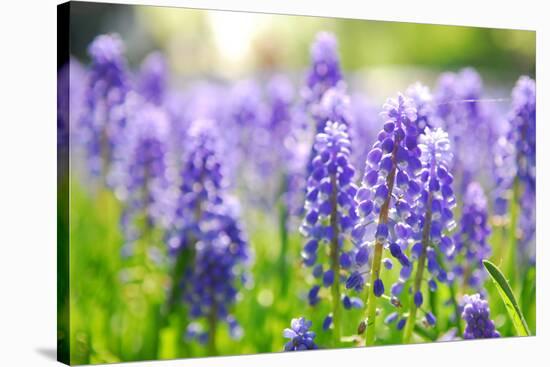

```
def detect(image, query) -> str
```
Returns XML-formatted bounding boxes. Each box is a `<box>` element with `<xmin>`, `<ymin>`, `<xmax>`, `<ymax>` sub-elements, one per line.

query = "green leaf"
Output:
<box><xmin>483</xmin><ymin>260</ymin><xmax>531</xmax><ymax>336</ymax></box>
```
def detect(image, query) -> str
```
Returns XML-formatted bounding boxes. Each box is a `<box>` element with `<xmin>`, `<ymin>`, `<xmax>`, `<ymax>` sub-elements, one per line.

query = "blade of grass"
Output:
<box><xmin>483</xmin><ymin>260</ymin><xmax>530</xmax><ymax>336</ymax></box>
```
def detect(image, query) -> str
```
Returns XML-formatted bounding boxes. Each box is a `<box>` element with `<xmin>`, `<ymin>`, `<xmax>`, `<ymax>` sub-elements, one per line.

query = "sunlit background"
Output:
<box><xmin>69</xmin><ymin>2</ymin><xmax>535</xmax><ymax>99</ymax></box>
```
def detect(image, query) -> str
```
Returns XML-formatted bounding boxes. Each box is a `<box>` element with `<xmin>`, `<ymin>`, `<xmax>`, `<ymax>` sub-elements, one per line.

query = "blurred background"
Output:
<box><xmin>69</xmin><ymin>2</ymin><xmax>535</xmax><ymax>100</ymax></box>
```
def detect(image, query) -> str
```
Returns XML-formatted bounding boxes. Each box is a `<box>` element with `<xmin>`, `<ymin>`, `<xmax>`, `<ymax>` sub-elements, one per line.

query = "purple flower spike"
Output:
<box><xmin>138</xmin><ymin>51</ymin><xmax>168</xmax><ymax>105</ymax></box>
<box><xmin>351</xmin><ymin>93</ymin><xmax>424</xmax><ymax>334</ymax></box>
<box><xmin>168</xmin><ymin>120</ymin><xmax>249</xmax><ymax>343</ymax></box>
<box><xmin>402</xmin><ymin>127</ymin><xmax>456</xmax><ymax>342</ymax></box>
<box><xmin>494</xmin><ymin>76</ymin><xmax>536</xmax><ymax>265</ymax></box>
<box><xmin>118</xmin><ymin>104</ymin><xmax>171</xmax><ymax>255</ymax></box>
<box><xmin>300</xmin><ymin>121</ymin><xmax>358</xmax><ymax>313</ymax></box>
<box><xmin>80</xmin><ymin>33</ymin><xmax>130</xmax><ymax>181</ymax></box>
<box><xmin>450</xmin><ymin>181</ymin><xmax>491</xmax><ymax>291</ymax></box>
<box><xmin>462</xmin><ymin>294</ymin><xmax>500</xmax><ymax>339</ymax></box>
<box><xmin>304</xmin><ymin>32</ymin><xmax>343</xmax><ymax>106</ymax></box>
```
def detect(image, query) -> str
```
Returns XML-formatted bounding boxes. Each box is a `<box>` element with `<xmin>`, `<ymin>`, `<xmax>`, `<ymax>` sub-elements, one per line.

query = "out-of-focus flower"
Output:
<box><xmin>349</xmin><ymin>93</ymin><xmax>381</xmax><ymax>175</ymax></box>
<box><xmin>169</xmin><ymin>120</ymin><xmax>250</xmax><ymax>344</ymax></box>
<box><xmin>303</xmin><ymin>32</ymin><xmax>343</xmax><ymax>107</ymax></box>
<box><xmin>183</xmin><ymin>197</ymin><xmax>250</xmax><ymax>343</ymax></box>
<box><xmin>406</xmin><ymin>82</ymin><xmax>437</xmax><ymax>131</ymax></box>
<box><xmin>80</xmin><ymin>33</ymin><xmax>131</xmax><ymax>181</ymax></box>
<box><xmin>138</xmin><ymin>51</ymin><xmax>168</xmax><ymax>106</ymax></box>
<box><xmin>118</xmin><ymin>104</ymin><xmax>171</xmax><ymax>255</ymax></box>
<box><xmin>510</xmin><ymin>76</ymin><xmax>536</xmax><ymax>262</ymax></box>
<box><xmin>450</xmin><ymin>182</ymin><xmax>491</xmax><ymax>291</ymax></box>
<box><xmin>434</xmin><ymin>68</ymin><xmax>493</xmax><ymax>194</ymax></box>
<box><xmin>167</xmin><ymin>120</ymin><xmax>226</xmax><ymax>254</ymax></box>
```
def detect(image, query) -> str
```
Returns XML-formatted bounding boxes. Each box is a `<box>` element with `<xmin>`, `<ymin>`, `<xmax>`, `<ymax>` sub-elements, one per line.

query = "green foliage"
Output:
<box><xmin>483</xmin><ymin>260</ymin><xmax>531</xmax><ymax>337</ymax></box>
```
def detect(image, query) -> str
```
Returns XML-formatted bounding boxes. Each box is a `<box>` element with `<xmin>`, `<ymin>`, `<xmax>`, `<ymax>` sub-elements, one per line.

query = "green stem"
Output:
<box><xmin>364</xmin><ymin>142</ymin><xmax>399</xmax><ymax>346</ymax></box>
<box><xmin>403</xmin><ymin>191</ymin><xmax>433</xmax><ymax>344</ymax></box>
<box><xmin>364</xmin><ymin>240</ymin><xmax>383</xmax><ymax>345</ymax></box>
<box><xmin>506</xmin><ymin>178</ymin><xmax>520</xmax><ymax>290</ymax></box>
<box><xmin>329</xmin><ymin>173</ymin><xmax>342</xmax><ymax>345</ymax></box>
<box><xmin>278</xmin><ymin>175</ymin><xmax>290</xmax><ymax>297</ymax></box>
<box><xmin>433</xmin><ymin>248</ymin><xmax>462</xmax><ymax>335</ymax></box>
<box><xmin>208</xmin><ymin>302</ymin><xmax>218</xmax><ymax>356</ymax></box>
<box><xmin>428</xmin><ymin>287</ymin><xmax>438</xmax><ymax>333</ymax></box>
<box><xmin>448</xmin><ymin>281</ymin><xmax>463</xmax><ymax>336</ymax></box>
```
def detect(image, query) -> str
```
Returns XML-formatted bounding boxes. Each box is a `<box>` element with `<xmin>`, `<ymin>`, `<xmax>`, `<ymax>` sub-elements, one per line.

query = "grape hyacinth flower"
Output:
<box><xmin>403</xmin><ymin>127</ymin><xmax>456</xmax><ymax>343</ymax></box>
<box><xmin>351</xmin><ymin>94</ymin><xmax>421</xmax><ymax>346</ymax></box>
<box><xmin>166</xmin><ymin>83</ymin><xmax>225</xmax><ymax>163</ymax></box>
<box><xmin>254</xmin><ymin>75</ymin><xmax>297</xmax><ymax>204</ymax></box>
<box><xmin>300</xmin><ymin>121</ymin><xmax>358</xmax><ymax>343</ymax></box>
<box><xmin>406</xmin><ymin>82</ymin><xmax>437</xmax><ymax>132</ymax></box>
<box><xmin>433</xmin><ymin>68</ymin><xmax>493</xmax><ymax>195</ymax></box>
<box><xmin>183</xmin><ymin>198</ymin><xmax>249</xmax><ymax>354</ymax></box>
<box><xmin>450</xmin><ymin>182</ymin><xmax>491</xmax><ymax>291</ymax></box>
<box><xmin>119</xmin><ymin>104</ymin><xmax>171</xmax><ymax>257</ymax></box>
<box><xmin>169</xmin><ymin>120</ymin><xmax>250</xmax><ymax>354</ymax></box>
<box><xmin>167</xmin><ymin>119</ymin><xmax>225</xmax><ymax>255</ymax></box>
<box><xmin>58</xmin><ymin>58</ymin><xmax>87</xmax><ymax>164</ymax></box>
<box><xmin>303</xmin><ymin>32</ymin><xmax>343</xmax><ymax>109</ymax></box>
<box><xmin>262</xmin><ymin>75</ymin><xmax>311</xmax><ymax>295</ymax></box>
<box><xmin>283</xmin><ymin>317</ymin><xmax>318</xmax><ymax>351</ymax></box>
<box><xmin>508</xmin><ymin>76</ymin><xmax>536</xmax><ymax>265</ymax></box>
<box><xmin>79</xmin><ymin>34</ymin><xmax>131</xmax><ymax>182</ymax></box>
<box><xmin>349</xmin><ymin>93</ymin><xmax>381</xmax><ymax>175</ymax></box>
<box><xmin>138</xmin><ymin>51</ymin><xmax>168</xmax><ymax>106</ymax></box>
<box><xmin>316</xmin><ymin>85</ymin><xmax>353</xmax><ymax>130</ymax></box>
<box><xmin>226</xmin><ymin>79</ymin><xmax>267</xmax><ymax>191</ymax></box>
<box><xmin>302</xmin><ymin>33</ymin><xmax>348</xmax><ymax>180</ymax></box>
<box><xmin>461</xmin><ymin>294</ymin><xmax>500</xmax><ymax>339</ymax></box>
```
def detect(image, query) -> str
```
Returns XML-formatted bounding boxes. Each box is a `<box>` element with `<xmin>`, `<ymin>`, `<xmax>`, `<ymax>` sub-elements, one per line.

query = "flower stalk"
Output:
<box><xmin>403</xmin><ymin>192</ymin><xmax>433</xmax><ymax>343</ymax></box>
<box><xmin>329</xmin><ymin>173</ymin><xmax>342</xmax><ymax>344</ymax></box>
<box><xmin>364</xmin><ymin>144</ymin><xmax>398</xmax><ymax>346</ymax></box>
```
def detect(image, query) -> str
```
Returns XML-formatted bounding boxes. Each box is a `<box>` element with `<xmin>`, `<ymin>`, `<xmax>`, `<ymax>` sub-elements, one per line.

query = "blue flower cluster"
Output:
<box><xmin>301</xmin><ymin>121</ymin><xmax>357</xmax><ymax>301</ymax></box>
<box><xmin>283</xmin><ymin>317</ymin><xmax>318</xmax><ymax>351</ymax></box>
<box><xmin>509</xmin><ymin>77</ymin><xmax>536</xmax><ymax>263</ymax></box>
<box><xmin>167</xmin><ymin>120</ymin><xmax>225</xmax><ymax>253</ymax></box>
<box><xmin>401</xmin><ymin>127</ymin><xmax>456</xmax><ymax>340</ymax></box>
<box><xmin>461</xmin><ymin>294</ymin><xmax>500</xmax><ymax>339</ymax></box>
<box><xmin>350</xmin><ymin>94</ymin><xmax>421</xmax><ymax>297</ymax></box>
<box><xmin>138</xmin><ymin>51</ymin><xmax>168</xmax><ymax>106</ymax></box>
<box><xmin>80</xmin><ymin>34</ymin><xmax>131</xmax><ymax>180</ymax></box>
<box><xmin>434</xmin><ymin>68</ymin><xmax>495</xmax><ymax>195</ymax></box>
<box><xmin>119</xmin><ymin>105</ymin><xmax>171</xmax><ymax>255</ymax></box>
<box><xmin>183</xmin><ymin>199</ymin><xmax>249</xmax><ymax>342</ymax></box>
<box><xmin>304</xmin><ymin>32</ymin><xmax>343</xmax><ymax>108</ymax></box>
<box><xmin>406</xmin><ymin>82</ymin><xmax>436</xmax><ymax>132</ymax></box>
<box><xmin>167</xmin><ymin>120</ymin><xmax>250</xmax><ymax>344</ymax></box>
<box><xmin>450</xmin><ymin>182</ymin><xmax>491</xmax><ymax>291</ymax></box>
<box><xmin>491</xmin><ymin>76</ymin><xmax>536</xmax><ymax>264</ymax></box>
